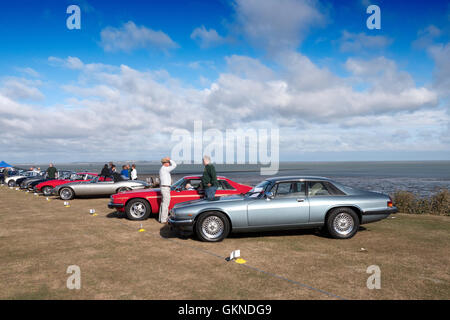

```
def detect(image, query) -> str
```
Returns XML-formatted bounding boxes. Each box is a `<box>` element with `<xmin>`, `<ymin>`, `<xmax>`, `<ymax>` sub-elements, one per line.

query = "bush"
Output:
<box><xmin>391</xmin><ymin>189</ymin><xmax>450</xmax><ymax>216</ymax></box>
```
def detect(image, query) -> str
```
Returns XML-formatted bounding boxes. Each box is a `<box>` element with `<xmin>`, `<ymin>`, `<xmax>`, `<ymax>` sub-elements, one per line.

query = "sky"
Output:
<box><xmin>0</xmin><ymin>0</ymin><xmax>449</xmax><ymax>163</ymax></box>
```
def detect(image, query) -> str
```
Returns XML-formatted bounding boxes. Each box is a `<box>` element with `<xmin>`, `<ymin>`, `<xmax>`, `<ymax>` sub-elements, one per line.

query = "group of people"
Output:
<box><xmin>100</xmin><ymin>162</ymin><xmax>138</xmax><ymax>182</ymax></box>
<box><xmin>158</xmin><ymin>155</ymin><xmax>218</xmax><ymax>224</ymax></box>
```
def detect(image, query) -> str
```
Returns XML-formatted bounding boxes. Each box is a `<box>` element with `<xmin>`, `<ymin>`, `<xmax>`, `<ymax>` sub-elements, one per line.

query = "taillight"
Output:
<box><xmin>387</xmin><ymin>200</ymin><xmax>393</xmax><ymax>207</ymax></box>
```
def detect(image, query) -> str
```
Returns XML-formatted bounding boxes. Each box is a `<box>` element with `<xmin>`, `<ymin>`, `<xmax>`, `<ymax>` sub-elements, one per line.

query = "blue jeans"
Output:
<box><xmin>205</xmin><ymin>186</ymin><xmax>217</xmax><ymax>200</ymax></box>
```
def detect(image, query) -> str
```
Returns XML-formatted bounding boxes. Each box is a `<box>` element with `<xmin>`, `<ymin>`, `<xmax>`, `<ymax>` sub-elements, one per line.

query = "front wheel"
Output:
<box><xmin>326</xmin><ymin>208</ymin><xmax>359</xmax><ymax>239</ymax></box>
<box><xmin>8</xmin><ymin>180</ymin><xmax>16</xmax><ymax>187</ymax></box>
<box><xmin>59</xmin><ymin>187</ymin><xmax>74</xmax><ymax>200</ymax></box>
<box><xmin>42</xmin><ymin>186</ymin><xmax>53</xmax><ymax>196</ymax></box>
<box><xmin>125</xmin><ymin>199</ymin><xmax>151</xmax><ymax>220</ymax></box>
<box><xmin>195</xmin><ymin>211</ymin><xmax>230</xmax><ymax>242</ymax></box>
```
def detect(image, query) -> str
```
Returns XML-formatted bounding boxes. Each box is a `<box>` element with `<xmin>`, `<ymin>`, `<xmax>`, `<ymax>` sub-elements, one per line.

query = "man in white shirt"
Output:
<box><xmin>130</xmin><ymin>164</ymin><xmax>137</xmax><ymax>180</ymax></box>
<box><xmin>159</xmin><ymin>157</ymin><xmax>177</xmax><ymax>223</ymax></box>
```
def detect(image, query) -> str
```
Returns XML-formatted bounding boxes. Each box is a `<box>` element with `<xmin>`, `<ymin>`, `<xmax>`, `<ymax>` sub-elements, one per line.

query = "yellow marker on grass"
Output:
<box><xmin>235</xmin><ymin>258</ymin><xmax>247</xmax><ymax>264</ymax></box>
<box><xmin>138</xmin><ymin>223</ymin><xmax>145</xmax><ymax>232</ymax></box>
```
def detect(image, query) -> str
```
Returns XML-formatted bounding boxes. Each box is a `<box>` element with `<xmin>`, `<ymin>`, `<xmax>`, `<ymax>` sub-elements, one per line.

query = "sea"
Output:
<box><xmin>14</xmin><ymin>161</ymin><xmax>450</xmax><ymax>197</ymax></box>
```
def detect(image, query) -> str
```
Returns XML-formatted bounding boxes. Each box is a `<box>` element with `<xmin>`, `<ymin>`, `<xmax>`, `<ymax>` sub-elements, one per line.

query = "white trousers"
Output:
<box><xmin>159</xmin><ymin>186</ymin><xmax>171</xmax><ymax>223</ymax></box>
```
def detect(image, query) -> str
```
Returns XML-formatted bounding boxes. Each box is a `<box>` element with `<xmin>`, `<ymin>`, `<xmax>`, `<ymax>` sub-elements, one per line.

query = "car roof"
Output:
<box><xmin>264</xmin><ymin>176</ymin><xmax>332</xmax><ymax>183</ymax></box>
<box><xmin>183</xmin><ymin>175</ymin><xmax>228</xmax><ymax>180</ymax></box>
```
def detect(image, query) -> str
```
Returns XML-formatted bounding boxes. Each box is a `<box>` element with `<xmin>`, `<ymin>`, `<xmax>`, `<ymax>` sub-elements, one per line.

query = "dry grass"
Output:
<box><xmin>0</xmin><ymin>185</ymin><xmax>449</xmax><ymax>300</ymax></box>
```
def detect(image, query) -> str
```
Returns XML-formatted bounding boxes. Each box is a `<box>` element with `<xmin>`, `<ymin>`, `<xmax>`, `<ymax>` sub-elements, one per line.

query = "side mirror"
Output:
<box><xmin>264</xmin><ymin>191</ymin><xmax>275</xmax><ymax>200</ymax></box>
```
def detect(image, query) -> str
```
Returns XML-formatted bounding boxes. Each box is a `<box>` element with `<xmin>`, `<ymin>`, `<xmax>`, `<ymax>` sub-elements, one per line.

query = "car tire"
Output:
<box><xmin>42</xmin><ymin>186</ymin><xmax>53</xmax><ymax>196</ymax></box>
<box><xmin>195</xmin><ymin>211</ymin><xmax>230</xmax><ymax>242</ymax></box>
<box><xmin>8</xmin><ymin>180</ymin><xmax>15</xmax><ymax>187</ymax></box>
<box><xmin>125</xmin><ymin>199</ymin><xmax>151</xmax><ymax>220</ymax></box>
<box><xmin>59</xmin><ymin>187</ymin><xmax>74</xmax><ymax>200</ymax></box>
<box><xmin>326</xmin><ymin>207</ymin><xmax>359</xmax><ymax>239</ymax></box>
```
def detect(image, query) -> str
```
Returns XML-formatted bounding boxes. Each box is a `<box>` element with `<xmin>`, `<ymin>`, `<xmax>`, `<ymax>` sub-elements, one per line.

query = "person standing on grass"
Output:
<box><xmin>201</xmin><ymin>155</ymin><xmax>218</xmax><ymax>200</ymax></box>
<box><xmin>46</xmin><ymin>163</ymin><xmax>57</xmax><ymax>180</ymax></box>
<box><xmin>159</xmin><ymin>157</ymin><xmax>176</xmax><ymax>224</ymax></box>
<box><xmin>130</xmin><ymin>164</ymin><xmax>137</xmax><ymax>180</ymax></box>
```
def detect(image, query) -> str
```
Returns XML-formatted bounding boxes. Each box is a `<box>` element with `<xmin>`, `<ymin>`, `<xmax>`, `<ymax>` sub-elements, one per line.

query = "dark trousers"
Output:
<box><xmin>205</xmin><ymin>186</ymin><xmax>217</xmax><ymax>200</ymax></box>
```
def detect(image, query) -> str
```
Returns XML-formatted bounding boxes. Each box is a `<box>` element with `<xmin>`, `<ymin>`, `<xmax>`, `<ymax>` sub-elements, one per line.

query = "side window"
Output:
<box><xmin>184</xmin><ymin>179</ymin><xmax>202</xmax><ymax>190</ymax></box>
<box><xmin>307</xmin><ymin>181</ymin><xmax>332</xmax><ymax>196</ymax></box>
<box><xmin>272</xmin><ymin>182</ymin><xmax>306</xmax><ymax>198</ymax></box>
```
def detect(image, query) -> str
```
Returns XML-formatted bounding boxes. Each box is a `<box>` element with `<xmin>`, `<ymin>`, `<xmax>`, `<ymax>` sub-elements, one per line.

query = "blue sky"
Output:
<box><xmin>0</xmin><ymin>0</ymin><xmax>449</xmax><ymax>163</ymax></box>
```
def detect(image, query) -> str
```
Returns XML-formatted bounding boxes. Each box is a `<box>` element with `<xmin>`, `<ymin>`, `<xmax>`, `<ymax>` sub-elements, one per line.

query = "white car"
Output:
<box><xmin>5</xmin><ymin>171</ymin><xmax>41</xmax><ymax>187</ymax></box>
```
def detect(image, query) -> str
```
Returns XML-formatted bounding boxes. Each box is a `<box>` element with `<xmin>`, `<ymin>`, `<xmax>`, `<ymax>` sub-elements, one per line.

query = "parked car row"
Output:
<box><xmin>1</xmin><ymin>169</ymin><xmax>397</xmax><ymax>242</ymax></box>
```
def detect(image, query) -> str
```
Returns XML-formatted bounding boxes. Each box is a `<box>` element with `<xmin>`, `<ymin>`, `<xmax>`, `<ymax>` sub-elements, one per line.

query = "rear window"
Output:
<box><xmin>218</xmin><ymin>180</ymin><xmax>235</xmax><ymax>190</ymax></box>
<box><xmin>307</xmin><ymin>181</ymin><xmax>346</xmax><ymax>196</ymax></box>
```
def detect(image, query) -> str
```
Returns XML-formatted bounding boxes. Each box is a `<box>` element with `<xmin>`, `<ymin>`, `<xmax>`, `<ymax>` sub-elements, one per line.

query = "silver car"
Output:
<box><xmin>54</xmin><ymin>176</ymin><xmax>150</xmax><ymax>200</ymax></box>
<box><xmin>168</xmin><ymin>176</ymin><xmax>398</xmax><ymax>242</ymax></box>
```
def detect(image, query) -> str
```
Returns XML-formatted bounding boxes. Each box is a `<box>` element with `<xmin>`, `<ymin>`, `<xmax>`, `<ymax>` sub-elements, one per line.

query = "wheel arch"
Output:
<box><xmin>324</xmin><ymin>205</ymin><xmax>363</xmax><ymax>224</ymax></box>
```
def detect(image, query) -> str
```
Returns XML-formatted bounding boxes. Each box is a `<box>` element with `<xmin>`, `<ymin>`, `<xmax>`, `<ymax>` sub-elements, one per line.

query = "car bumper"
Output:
<box><xmin>108</xmin><ymin>202</ymin><xmax>124</xmax><ymax>209</ymax></box>
<box><xmin>364</xmin><ymin>207</ymin><xmax>398</xmax><ymax>215</ymax></box>
<box><xmin>168</xmin><ymin>217</ymin><xmax>194</xmax><ymax>235</ymax></box>
<box><xmin>361</xmin><ymin>206</ymin><xmax>398</xmax><ymax>224</ymax></box>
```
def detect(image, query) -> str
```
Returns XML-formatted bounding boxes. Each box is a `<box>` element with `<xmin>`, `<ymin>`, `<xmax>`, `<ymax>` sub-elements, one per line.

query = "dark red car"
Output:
<box><xmin>36</xmin><ymin>172</ymin><xmax>98</xmax><ymax>196</ymax></box>
<box><xmin>108</xmin><ymin>176</ymin><xmax>252</xmax><ymax>220</ymax></box>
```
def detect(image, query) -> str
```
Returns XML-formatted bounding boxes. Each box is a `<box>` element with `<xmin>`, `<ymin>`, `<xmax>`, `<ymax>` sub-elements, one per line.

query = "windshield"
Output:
<box><xmin>246</xmin><ymin>180</ymin><xmax>271</xmax><ymax>198</ymax></box>
<box><xmin>171</xmin><ymin>178</ymin><xmax>185</xmax><ymax>191</ymax></box>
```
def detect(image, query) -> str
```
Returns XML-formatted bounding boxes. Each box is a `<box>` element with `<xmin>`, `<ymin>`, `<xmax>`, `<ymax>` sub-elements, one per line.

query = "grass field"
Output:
<box><xmin>0</xmin><ymin>185</ymin><xmax>449</xmax><ymax>300</ymax></box>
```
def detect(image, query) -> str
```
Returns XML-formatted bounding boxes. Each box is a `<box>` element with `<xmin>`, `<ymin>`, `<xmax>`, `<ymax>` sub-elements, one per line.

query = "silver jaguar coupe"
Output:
<box><xmin>54</xmin><ymin>176</ymin><xmax>150</xmax><ymax>200</ymax></box>
<box><xmin>168</xmin><ymin>176</ymin><xmax>398</xmax><ymax>242</ymax></box>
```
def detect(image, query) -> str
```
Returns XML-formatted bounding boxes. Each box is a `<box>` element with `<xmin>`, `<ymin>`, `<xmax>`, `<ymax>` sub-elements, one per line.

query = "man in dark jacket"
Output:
<box><xmin>100</xmin><ymin>164</ymin><xmax>110</xmax><ymax>179</ymax></box>
<box><xmin>110</xmin><ymin>165</ymin><xmax>123</xmax><ymax>183</ymax></box>
<box><xmin>201</xmin><ymin>155</ymin><xmax>218</xmax><ymax>200</ymax></box>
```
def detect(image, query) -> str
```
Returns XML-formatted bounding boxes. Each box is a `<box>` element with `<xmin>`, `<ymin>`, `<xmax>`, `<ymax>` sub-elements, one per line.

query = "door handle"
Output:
<box><xmin>297</xmin><ymin>199</ymin><xmax>305</xmax><ymax>202</ymax></box>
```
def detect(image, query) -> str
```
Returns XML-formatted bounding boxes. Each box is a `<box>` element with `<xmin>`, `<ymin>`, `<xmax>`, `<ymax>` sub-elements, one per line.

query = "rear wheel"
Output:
<box><xmin>195</xmin><ymin>211</ymin><xmax>230</xmax><ymax>242</ymax></box>
<box><xmin>125</xmin><ymin>199</ymin><xmax>151</xmax><ymax>220</ymax></box>
<box><xmin>59</xmin><ymin>187</ymin><xmax>74</xmax><ymax>200</ymax></box>
<box><xmin>42</xmin><ymin>186</ymin><xmax>53</xmax><ymax>196</ymax></box>
<box><xmin>326</xmin><ymin>208</ymin><xmax>359</xmax><ymax>239</ymax></box>
<box><xmin>117</xmin><ymin>187</ymin><xmax>131</xmax><ymax>193</ymax></box>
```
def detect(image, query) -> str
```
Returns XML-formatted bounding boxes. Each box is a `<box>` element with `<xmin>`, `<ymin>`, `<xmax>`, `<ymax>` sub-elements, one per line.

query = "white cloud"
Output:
<box><xmin>15</xmin><ymin>67</ymin><xmax>40</xmax><ymax>78</ymax></box>
<box><xmin>338</xmin><ymin>31</ymin><xmax>393</xmax><ymax>53</ymax></box>
<box><xmin>191</xmin><ymin>26</ymin><xmax>227</xmax><ymax>48</ymax></box>
<box><xmin>412</xmin><ymin>25</ymin><xmax>442</xmax><ymax>49</ymax></box>
<box><xmin>99</xmin><ymin>21</ymin><xmax>178</xmax><ymax>52</ymax></box>
<box><xmin>233</xmin><ymin>0</ymin><xmax>326</xmax><ymax>52</ymax></box>
<box><xmin>0</xmin><ymin>52</ymin><xmax>446</xmax><ymax>162</ymax></box>
<box><xmin>0</xmin><ymin>77</ymin><xmax>44</xmax><ymax>101</ymax></box>
<box><xmin>428</xmin><ymin>43</ymin><xmax>450</xmax><ymax>98</ymax></box>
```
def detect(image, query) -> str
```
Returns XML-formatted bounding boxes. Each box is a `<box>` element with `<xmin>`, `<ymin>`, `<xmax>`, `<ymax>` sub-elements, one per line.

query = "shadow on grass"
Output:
<box><xmin>161</xmin><ymin>225</ymin><xmax>369</xmax><ymax>241</ymax></box>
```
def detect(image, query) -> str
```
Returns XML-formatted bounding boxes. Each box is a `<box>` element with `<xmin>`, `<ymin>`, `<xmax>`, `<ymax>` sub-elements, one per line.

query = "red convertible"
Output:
<box><xmin>108</xmin><ymin>176</ymin><xmax>252</xmax><ymax>220</ymax></box>
<box><xmin>36</xmin><ymin>172</ymin><xmax>98</xmax><ymax>196</ymax></box>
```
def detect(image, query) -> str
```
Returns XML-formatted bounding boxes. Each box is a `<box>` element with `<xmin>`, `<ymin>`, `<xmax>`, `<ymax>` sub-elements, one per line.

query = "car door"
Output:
<box><xmin>247</xmin><ymin>181</ymin><xmax>310</xmax><ymax>226</ymax></box>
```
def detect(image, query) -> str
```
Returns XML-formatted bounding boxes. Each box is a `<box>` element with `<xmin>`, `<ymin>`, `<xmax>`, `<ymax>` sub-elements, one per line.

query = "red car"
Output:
<box><xmin>108</xmin><ymin>176</ymin><xmax>252</xmax><ymax>220</ymax></box>
<box><xmin>36</xmin><ymin>172</ymin><xmax>98</xmax><ymax>196</ymax></box>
